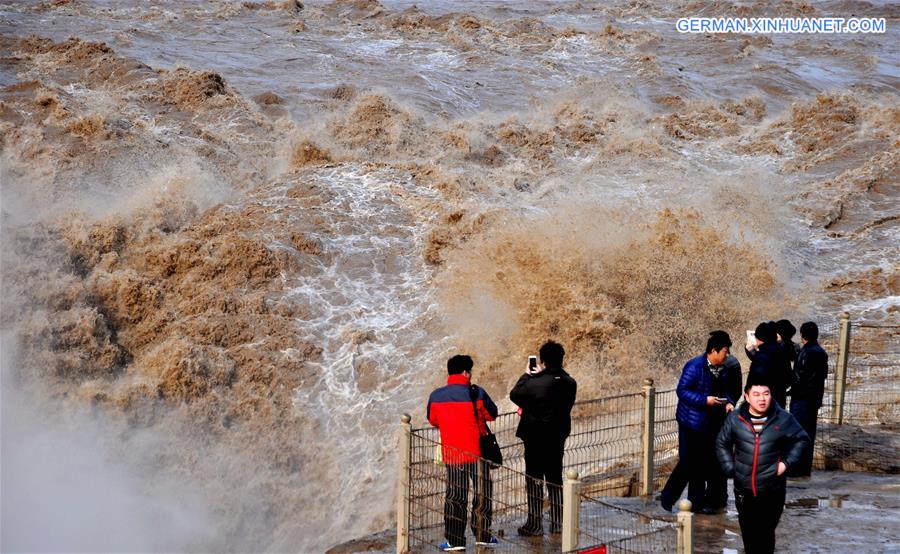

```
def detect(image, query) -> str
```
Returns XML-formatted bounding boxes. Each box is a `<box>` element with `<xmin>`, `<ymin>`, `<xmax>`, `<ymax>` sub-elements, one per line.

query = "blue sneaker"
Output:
<box><xmin>438</xmin><ymin>542</ymin><xmax>465</xmax><ymax>551</ymax></box>
<box><xmin>475</xmin><ymin>536</ymin><xmax>499</xmax><ymax>546</ymax></box>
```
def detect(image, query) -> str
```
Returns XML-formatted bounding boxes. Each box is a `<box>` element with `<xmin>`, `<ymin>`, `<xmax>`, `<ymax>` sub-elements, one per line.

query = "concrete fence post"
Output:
<box><xmin>676</xmin><ymin>499</ymin><xmax>693</xmax><ymax>554</ymax></box>
<box><xmin>640</xmin><ymin>378</ymin><xmax>656</xmax><ymax>496</ymax></box>
<box><xmin>562</xmin><ymin>470</ymin><xmax>581</xmax><ymax>552</ymax></box>
<box><xmin>396</xmin><ymin>414</ymin><xmax>412</xmax><ymax>554</ymax></box>
<box><xmin>832</xmin><ymin>312</ymin><xmax>852</xmax><ymax>425</ymax></box>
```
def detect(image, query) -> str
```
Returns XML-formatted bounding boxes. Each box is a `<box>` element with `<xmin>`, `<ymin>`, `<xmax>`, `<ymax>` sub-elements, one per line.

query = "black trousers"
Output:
<box><xmin>789</xmin><ymin>398</ymin><xmax>819</xmax><ymax>476</ymax></box>
<box><xmin>522</xmin><ymin>436</ymin><xmax>566</xmax><ymax>532</ymax></box>
<box><xmin>444</xmin><ymin>461</ymin><xmax>493</xmax><ymax>546</ymax></box>
<box><xmin>734</xmin><ymin>487</ymin><xmax>786</xmax><ymax>554</ymax></box>
<box><xmin>661</xmin><ymin>423</ymin><xmax>727</xmax><ymax>509</ymax></box>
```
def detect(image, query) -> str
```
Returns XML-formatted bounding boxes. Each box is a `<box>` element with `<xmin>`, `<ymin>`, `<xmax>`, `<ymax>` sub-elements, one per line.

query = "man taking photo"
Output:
<box><xmin>509</xmin><ymin>341</ymin><xmax>577</xmax><ymax>537</ymax></box>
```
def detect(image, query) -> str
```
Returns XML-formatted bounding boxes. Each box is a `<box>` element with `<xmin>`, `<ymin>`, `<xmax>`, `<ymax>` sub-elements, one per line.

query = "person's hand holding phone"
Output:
<box><xmin>527</xmin><ymin>355</ymin><xmax>539</xmax><ymax>375</ymax></box>
<box><xmin>706</xmin><ymin>396</ymin><xmax>727</xmax><ymax>407</ymax></box>
<box><xmin>745</xmin><ymin>330</ymin><xmax>758</xmax><ymax>352</ymax></box>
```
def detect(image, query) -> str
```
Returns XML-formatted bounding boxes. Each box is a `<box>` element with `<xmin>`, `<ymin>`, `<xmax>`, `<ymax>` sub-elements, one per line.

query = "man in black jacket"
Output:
<box><xmin>509</xmin><ymin>341</ymin><xmax>577</xmax><ymax>536</ymax></box>
<box><xmin>747</xmin><ymin>321</ymin><xmax>791</xmax><ymax>408</ymax></box>
<box><xmin>775</xmin><ymin>319</ymin><xmax>799</xmax><ymax>366</ymax></box>
<box><xmin>788</xmin><ymin>321</ymin><xmax>829</xmax><ymax>476</ymax></box>
<box><xmin>716</xmin><ymin>376</ymin><xmax>810</xmax><ymax>554</ymax></box>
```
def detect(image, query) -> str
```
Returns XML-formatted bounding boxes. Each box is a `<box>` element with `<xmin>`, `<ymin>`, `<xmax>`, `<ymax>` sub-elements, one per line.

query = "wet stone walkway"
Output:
<box><xmin>688</xmin><ymin>470</ymin><xmax>900</xmax><ymax>553</ymax></box>
<box><xmin>330</xmin><ymin>470</ymin><xmax>899</xmax><ymax>552</ymax></box>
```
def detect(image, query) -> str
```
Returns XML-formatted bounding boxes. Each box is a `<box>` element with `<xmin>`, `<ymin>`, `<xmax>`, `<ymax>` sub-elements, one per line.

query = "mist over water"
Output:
<box><xmin>1</xmin><ymin>0</ymin><xmax>897</xmax><ymax>551</ymax></box>
<box><xmin>1</xmin><ymin>334</ymin><xmax>220</xmax><ymax>553</ymax></box>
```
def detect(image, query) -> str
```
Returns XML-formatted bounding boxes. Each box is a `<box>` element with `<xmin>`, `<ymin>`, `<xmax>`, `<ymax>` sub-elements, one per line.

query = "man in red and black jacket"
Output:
<box><xmin>716</xmin><ymin>375</ymin><xmax>809</xmax><ymax>554</ymax></box>
<box><xmin>427</xmin><ymin>355</ymin><xmax>499</xmax><ymax>551</ymax></box>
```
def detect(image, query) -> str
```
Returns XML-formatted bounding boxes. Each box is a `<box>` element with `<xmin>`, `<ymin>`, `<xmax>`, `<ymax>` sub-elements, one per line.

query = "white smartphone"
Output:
<box><xmin>528</xmin><ymin>355</ymin><xmax>538</xmax><ymax>373</ymax></box>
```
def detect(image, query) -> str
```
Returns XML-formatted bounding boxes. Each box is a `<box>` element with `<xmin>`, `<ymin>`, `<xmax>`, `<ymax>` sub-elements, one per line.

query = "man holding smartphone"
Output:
<box><xmin>510</xmin><ymin>341</ymin><xmax>577</xmax><ymax>536</ymax></box>
<box><xmin>660</xmin><ymin>331</ymin><xmax>741</xmax><ymax>514</ymax></box>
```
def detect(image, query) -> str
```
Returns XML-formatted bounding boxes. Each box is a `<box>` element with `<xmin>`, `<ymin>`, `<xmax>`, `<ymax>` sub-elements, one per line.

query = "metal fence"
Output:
<box><xmin>402</xmin><ymin>392</ymin><xmax>666</xmax><ymax>551</ymax></box>
<box><xmin>405</xmin><ymin>433</ymin><xmax>539</xmax><ymax>552</ymax></box>
<box><xmin>399</xmin><ymin>384</ymin><xmax>685</xmax><ymax>552</ymax></box>
<box><xmin>812</xmin><ymin>318</ymin><xmax>841</xmax><ymax>424</ymax></box>
<box><xmin>401</xmin><ymin>426</ymin><xmax>688</xmax><ymax>554</ymax></box>
<box><xmin>397</xmin><ymin>314</ymin><xmax>899</xmax><ymax>553</ymax></box>
<box><xmin>832</xmin><ymin>322</ymin><xmax>900</xmax><ymax>424</ymax></box>
<box><xmin>813</xmin><ymin>318</ymin><xmax>899</xmax><ymax>472</ymax></box>
<box><xmin>651</xmin><ymin>389</ymin><xmax>678</xmax><ymax>494</ymax></box>
<box><xmin>575</xmin><ymin>491</ymin><xmax>681</xmax><ymax>553</ymax></box>
<box><xmin>567</xmin><ymin>393</ymin><xmax>646</xmax><ymax>498</ymax></box>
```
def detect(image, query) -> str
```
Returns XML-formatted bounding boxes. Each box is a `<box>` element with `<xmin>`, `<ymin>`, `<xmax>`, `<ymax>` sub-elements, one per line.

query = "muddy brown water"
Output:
<box><xmin>1</xmin><ymin>0</ymin><xmax>898</xmax><ymax>551</ymax></box>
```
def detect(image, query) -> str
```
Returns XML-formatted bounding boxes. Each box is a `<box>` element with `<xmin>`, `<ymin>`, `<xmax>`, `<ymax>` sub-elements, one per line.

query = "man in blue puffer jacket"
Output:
<box><xmin>660</xmin><ymin>331</ymin><xmax>741</xmax><ymax>513</ymax></box>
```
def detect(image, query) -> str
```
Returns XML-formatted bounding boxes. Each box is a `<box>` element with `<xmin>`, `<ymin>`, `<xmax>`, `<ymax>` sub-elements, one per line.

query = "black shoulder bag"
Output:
<box><xmin>470</xmin><ymin>386</ymin><xmax>503</xmax><ymax>469</ymax></box>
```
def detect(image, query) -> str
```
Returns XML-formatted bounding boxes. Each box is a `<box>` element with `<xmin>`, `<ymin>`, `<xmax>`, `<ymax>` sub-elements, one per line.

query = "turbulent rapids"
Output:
<box><xmin>0</xmin><ymin>1</ymin><xmax>897</xmax><ymax>551</ymax></box>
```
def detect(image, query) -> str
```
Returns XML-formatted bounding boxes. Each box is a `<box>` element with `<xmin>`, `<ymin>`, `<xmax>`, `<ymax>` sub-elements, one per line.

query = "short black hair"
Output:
<box><xmin>539</xmin><ymin>341</ymin><xmax>565</xmax><ymax>369</ymax></box>
<box><xmin>800</xmin><ymin>321</ymin><xmax>819</xmax><ymax>342</ymax></box>
<box><xmin>754</xmin><ymin>321</ymin><xmax>777</xmax><ymax>344</ymax></box>
<box><xmin>706</xmin><ymin>330</ymin><xmax>733</xmax><ymax>354</ymax></box>
<box><xmin>775</xmin><ymin>319</ymin><xmax>797</xmax><ymax>341</ymax></box>
<box><xmin>447</xmin><ymin>355</ymin><xmax>474</xmax><ymax>375</ymax></box>
<box><xmin>744</xmin><ymin>372</ymin><xmax>772</xmax><ymax>393</ymax></box>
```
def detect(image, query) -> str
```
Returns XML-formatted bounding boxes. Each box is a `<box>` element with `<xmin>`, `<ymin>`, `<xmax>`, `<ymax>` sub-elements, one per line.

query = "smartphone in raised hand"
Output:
<box><xmin>746</xmin><ymin>330</ymin><xmax>757</xmax><ymax>352</ymax></box>
<box><xmin>528</xmin><ymin>355</ymin><xmax>538</xmax><ymax>374</ymax></box>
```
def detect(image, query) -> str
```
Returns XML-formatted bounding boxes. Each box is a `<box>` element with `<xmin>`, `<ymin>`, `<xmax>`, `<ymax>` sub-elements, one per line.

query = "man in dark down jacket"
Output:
<box><xmin>716</xmin><ymin>376</ymin><xmax>810</xmax><ymax>554</ymax></box>
<box><xmin>788</xmin><ymin>321</ymin><xmax>829</xmax><ymax>476</ymax></box>
<box><xmin>509</xmin><ymin>341</ymin><xmax>577</xmax><ymax>536</ymax></box>
<box><xmin>660</xmin><ymin>331</ymin><xmax>742</xmax><ymax>513</ymax></box>
<box><xmin>775</xmin><ymin>319</ymin><xmax>799</xmax><ymax>368</ymax></box>
<box><xmin>747</xmin><ymin>321</ymin><xmax>791</xmax><ymax>408</ymax></box>
<box><xmin>427</xmin><ymin>355</ymin><xmax>499</xmax><ymax>550</ymax></box>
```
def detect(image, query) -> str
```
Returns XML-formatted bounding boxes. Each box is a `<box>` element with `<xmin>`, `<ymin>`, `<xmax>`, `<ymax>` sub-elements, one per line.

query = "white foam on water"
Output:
<box><xmin>423</xmin><ymin>50</ymin><xmax>463</xmax><ymax>68</ymax></box>
<box><xmin>842</xmin><ymin>295</ymin><xmax>900</xmax><ymax>319</ymax></box>
<box><xmin>171</xmin><ymin>162</ymin><xmax>455</xmax><ymax>546</ymax></box>
<box><xmin>274</xmin><ymin>165</ymin><xmax>444</xmax><ymax>421</ymax></box>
